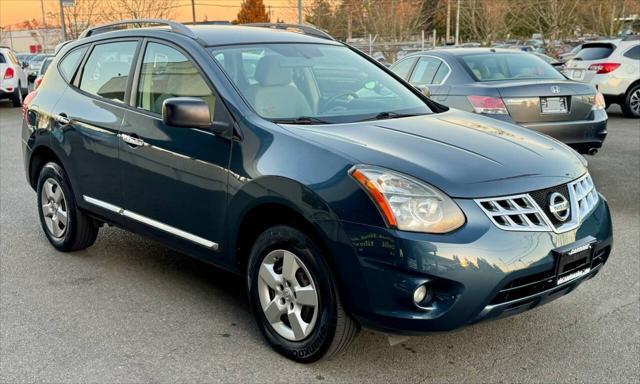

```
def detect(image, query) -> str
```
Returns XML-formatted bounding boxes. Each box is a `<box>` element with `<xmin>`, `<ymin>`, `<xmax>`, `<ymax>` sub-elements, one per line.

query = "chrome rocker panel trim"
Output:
<box><xmin>83</xmin><ymin>195</ymin><xmax>219</xmax><ymax>250</ymax></box>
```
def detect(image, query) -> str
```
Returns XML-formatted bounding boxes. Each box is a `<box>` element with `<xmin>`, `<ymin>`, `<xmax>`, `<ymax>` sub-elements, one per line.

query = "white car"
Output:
<box><xmin>0</xmin><ymin>46</ymin><xmax>29</xmax><ymax>107</ymax></box>
<box><xmin>564</xmin><ymin>37</ymin><xmax>640</xmax><ymax>118</ymax></box>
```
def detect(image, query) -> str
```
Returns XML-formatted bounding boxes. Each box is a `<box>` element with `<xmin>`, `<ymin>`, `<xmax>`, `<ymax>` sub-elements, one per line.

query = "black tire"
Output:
<box><xmin>36</xmin><ymin>162</ymin><xmax>99</xmax><ymax>251</ymax></box>
<box><xmin>247</xmin><ymin>225</ymin><xmax>359</xmax><ymax>363</ymax></box>
<box><xmin>11</xmin><ymin>82</ymin><xmax>22</xmax><ymax>107</ymax></box>
<box><xmin>621</xmin><ymin>83</ymin><xmax>640</xmax><ymax>118</ymax></box>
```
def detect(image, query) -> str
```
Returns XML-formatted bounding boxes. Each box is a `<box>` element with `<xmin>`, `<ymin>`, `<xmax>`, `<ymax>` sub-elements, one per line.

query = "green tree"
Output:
<box><xmin>233</xmin><ymin>0</ymin><xmax>271</xmax><ymax>24</ymax></box>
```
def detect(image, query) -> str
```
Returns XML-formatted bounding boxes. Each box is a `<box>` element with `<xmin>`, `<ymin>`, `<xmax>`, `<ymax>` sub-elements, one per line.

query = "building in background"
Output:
<box><xmin>0</xmin><ymin>28</ymin><xmax>63</xmax><ymax>54</ymax></box>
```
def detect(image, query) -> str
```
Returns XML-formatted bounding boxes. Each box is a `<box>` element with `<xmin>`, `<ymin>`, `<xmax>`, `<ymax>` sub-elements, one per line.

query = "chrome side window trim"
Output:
<box><xmin>82</xmin><ymin>195</ymin><xmax>219</xmax><ymax>250</ymax></box>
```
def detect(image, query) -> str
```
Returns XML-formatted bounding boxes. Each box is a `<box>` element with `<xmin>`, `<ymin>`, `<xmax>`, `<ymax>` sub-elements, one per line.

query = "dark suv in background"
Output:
<box><xmin>23</xmin><ymin>20</ymin><xmax>613</xmax><ymax>363</ymax></box>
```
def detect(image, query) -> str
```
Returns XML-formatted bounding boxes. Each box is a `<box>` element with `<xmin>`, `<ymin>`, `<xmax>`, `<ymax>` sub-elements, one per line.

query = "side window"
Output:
<box><xmin>409</xmin><ymin>57</ymin><xmax>442</xmax><ymax>85</ymax></box>
<box><xmin>623</xmin><ymin>45</ymin><xmax>640</xmax><ymax>60</ymax></box>
<box><xmin>432</xmin><ymin>61</ymin><xmax>450</xmax><ymax>84</ymax></box>
<box><xmin>390</xmin><ymin>58</ymin><xmax>417</xmax><ymax>80</ymax></box>
<box><xmin>79</xmin><ymin>41</ymin><xmax>137</xmax><ymax>103</ymax></box>
<box><xmin>137</xmin><ymin>42</ymin><xmax>216</xmax><ymax>116</ymax></box>
<box><xmin>59</xmin><ymin>46</ymin><xmax>88</xmax><ymax>82</ymax></box>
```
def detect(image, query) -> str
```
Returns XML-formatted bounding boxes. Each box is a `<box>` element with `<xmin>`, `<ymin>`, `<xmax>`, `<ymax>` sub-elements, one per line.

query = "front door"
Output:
<box><xmin>119</xmin><ymin>40</ymin><xmax>231</xmax><ymax>253</ymax></box>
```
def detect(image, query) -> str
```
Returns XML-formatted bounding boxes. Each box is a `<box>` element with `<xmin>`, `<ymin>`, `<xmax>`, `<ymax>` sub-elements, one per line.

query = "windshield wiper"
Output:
<box><xmin>271</xmin><ymin>116</ymin><xmax>331</xmax><ymax>125</ymax></box>
<box><xmin>358</xmin><ymin>111</ymin><xmax>422</xmax><ymax>122</ymax></box>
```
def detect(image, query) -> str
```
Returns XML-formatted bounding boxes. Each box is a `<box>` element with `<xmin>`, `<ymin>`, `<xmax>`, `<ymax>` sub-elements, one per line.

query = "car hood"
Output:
<box><xmin>284</xmin><ymin>109</ymin><xmax>586</xmax><ymax>198</ymax></box>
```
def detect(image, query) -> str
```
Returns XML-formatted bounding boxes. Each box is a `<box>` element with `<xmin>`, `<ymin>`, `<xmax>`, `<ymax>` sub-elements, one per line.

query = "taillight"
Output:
<box><xmin>34</xmin><ymin>77</ymin><xmax>43</xmax><ymax>89</ymax></box>
<box><xmin>22</xmin><ymin>91</ymin><xmax>37</xmax><ymax>117</ymax></box>
<box><xmin>593</xmin><ymin>91</ymin><xmax>606</xmax><ymax>110</ymax></box>
<box><xmin>3</xmin><ymin>67</ymin><xmax>14</xmax><ymax>79</ymax></box>
<box><xmin>467</xmin><ymin>95</ymin><xmax>509</xmax><ymax>115</ymax></box>
<box><xmin>588</xmin><ymin>63</ymin><xmax>620</xmax><ymax>74</ymax></box>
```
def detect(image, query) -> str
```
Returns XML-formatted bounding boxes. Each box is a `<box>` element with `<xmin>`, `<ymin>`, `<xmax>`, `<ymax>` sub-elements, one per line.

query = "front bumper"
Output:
<box><xmin>327</xmin><ymin>196</ymin><xmax>612</xmax><ymax>335</ymax></box>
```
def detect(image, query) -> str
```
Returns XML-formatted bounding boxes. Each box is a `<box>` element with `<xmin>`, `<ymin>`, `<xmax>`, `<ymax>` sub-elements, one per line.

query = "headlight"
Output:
<box><xmin>350</xmin><ymin>166</ymin><xmax>465</xmax><ymax>233</ymax></box>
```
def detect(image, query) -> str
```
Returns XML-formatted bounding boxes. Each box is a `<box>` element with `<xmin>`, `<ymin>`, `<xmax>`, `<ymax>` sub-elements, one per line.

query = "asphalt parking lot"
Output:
<box><xmin>1</xmin><ymin>101</ymin><xmax>638</xmax><ymax>383</ymax></box>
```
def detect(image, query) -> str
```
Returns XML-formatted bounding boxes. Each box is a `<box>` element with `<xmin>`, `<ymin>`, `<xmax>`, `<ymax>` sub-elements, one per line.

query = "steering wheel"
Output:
<box><xmin>323</xmin><ymin>92</ymin><xmax>359</xmax><ymax>112</ymax></box>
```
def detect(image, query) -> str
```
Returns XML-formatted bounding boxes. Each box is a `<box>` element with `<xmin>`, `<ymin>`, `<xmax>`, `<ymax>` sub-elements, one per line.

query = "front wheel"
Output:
<box><xmin>621</xmin><ymin>84</ymin><xmax>640</xmax><ymax>118</ymax></box>
<box><xmin>247</xmin><ymin>225</ymin><xmax>359</xmax><ymax>363</ymax></box>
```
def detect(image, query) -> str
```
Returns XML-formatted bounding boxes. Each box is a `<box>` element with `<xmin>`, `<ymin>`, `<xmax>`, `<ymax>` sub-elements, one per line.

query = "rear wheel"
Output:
<box><xmin>36</xmin><ymin>162</ymin><xmax>99</xmax><ymax>251</ymax></box>
<box><xmin>247</xmin><ymin>225</ymin><xmax>359</xmax><ymax>363</ymax></box>
<box><xmin>621</xmin><ymin>84</ymin><xmax>640</xmax><ymax>118</ymax></box>
<box><xmin>11</xmin><ymin>82</ymin><xmax>22</xmax><ymax>107</ymax></box>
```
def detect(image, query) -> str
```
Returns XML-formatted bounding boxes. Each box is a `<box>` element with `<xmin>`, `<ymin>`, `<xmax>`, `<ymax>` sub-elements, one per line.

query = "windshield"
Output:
<box><xmin>460</xmin><ymin>53</ymin><xmax>565</xmax><ymax>82</ymax></box>
<box><xmin>30</xmin><ymin>55</ymin><xmax>45</xmax><ymax>63</ymax></box>
<box><xmin>209</xmin><ymin>43</ymin><xmax>431</xmax><ymax>124</ymax></box>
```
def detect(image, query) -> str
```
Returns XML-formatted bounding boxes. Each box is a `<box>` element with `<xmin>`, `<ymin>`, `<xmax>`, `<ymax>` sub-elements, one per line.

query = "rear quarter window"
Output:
<box><xmin>58</xmin><ymin>46</ymin><xmax>88</xmax><ymax>82</ymax></box>
<box><xmin>574</xmin><ymin>44</ymin><xmax>615</xmax><ymax>60</ymax></box>
<box><xmin>390</xmin><ymin>57</ymin><xmax>417</xmax><ymax>80</ymax></box>
<box><xmin>0</xmin><ymin>53</ymin><xmax>5</xmax><ymax>64</ymax></box>
<box><xmin>623</xmin><ymin>45</ymin><xmax>640</xmax><ymax>60</ymax></box>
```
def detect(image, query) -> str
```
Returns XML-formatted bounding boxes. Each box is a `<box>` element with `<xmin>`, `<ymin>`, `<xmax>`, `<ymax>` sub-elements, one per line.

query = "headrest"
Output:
<box><xmin>254</xmin><ymin>56</ymin><xmax>292</xmax><ymax>86</ymax></box>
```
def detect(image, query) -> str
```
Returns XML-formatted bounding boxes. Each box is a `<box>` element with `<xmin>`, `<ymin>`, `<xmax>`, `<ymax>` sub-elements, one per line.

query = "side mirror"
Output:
<box><xmin>162</xmin><ymin>97</ymin><xmax>230</xmax><ymax>134</ymax></box>
<box><xmin>417</xmin><ymin>85</ymin><xmax>431</xmax><ymax>97</ymax></box>
<box><xmin>22</xmin><ymin>61</ymin><xmax>29</xmax><ymax>69</ymax></box>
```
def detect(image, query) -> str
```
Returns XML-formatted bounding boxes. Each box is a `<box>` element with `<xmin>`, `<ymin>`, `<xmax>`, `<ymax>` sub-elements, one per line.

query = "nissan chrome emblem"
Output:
<box><xmin>548</xmin><ymin>192</ymin><xmax>570</xmax><ymax>221</ymax></box>
<box><xmin>551</xmin><ymin>85</ymin><xmax>560</xmax><ymax>94</ymax></box>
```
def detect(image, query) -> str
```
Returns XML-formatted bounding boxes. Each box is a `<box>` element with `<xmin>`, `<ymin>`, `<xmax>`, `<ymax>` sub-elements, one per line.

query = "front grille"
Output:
<box><xmin>570</xmin><ymin>174</ymin><xmax>599</xmax><ymax>219</ymax></box>
<box><xmin>476</xmin><ymin>173</ymin><xmax>599</xmax><ymax>233</ymax></box>
<box><xmin>529</xmin><ymin>184</ymin><xmax>571</xmax><ymax>226</ymax></box>
<box><xmin>477</xmin><ymin>195</ymin><xmax>551</xmax><ymax>231</ymax></box>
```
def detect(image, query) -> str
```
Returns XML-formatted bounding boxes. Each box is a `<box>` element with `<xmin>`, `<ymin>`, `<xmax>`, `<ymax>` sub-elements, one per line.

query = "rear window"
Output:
<box><xmin>459</xmin><ymin>53</ymin><xmax>564</xmax><ymax>82</ymax></box>
<box><xmin>574</xmin><ymin>44</ymin><xmax>615</xmax><ymax>60</ymax></box>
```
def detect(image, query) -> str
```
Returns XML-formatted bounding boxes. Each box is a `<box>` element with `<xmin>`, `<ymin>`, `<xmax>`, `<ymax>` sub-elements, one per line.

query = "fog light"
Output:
<box><xmin>413</xmin><ymin>283</ymin><xmax>434</xmax><ymax>308</ymax></box>
<box><xmin>413</xmin><ymin>284</ymin><xmax>427</xmax><ymax>304</ymax></box>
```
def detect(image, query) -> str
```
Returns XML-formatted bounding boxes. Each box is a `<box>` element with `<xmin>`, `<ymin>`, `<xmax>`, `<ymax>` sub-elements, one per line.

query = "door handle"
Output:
<box><xmin>54</xmin><ymin>113</ymin><xmax>71</xmax><ymax>125</ymax></box>
<box><xmin>121</xmin><ymin>133</ymin><xmax>145</xmax><ymax>148</ymax></box>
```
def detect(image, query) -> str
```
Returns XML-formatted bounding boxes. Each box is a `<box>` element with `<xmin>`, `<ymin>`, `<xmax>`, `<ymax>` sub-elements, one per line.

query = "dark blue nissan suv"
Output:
<box><xmin>22</xmin><ymin>20</ymin><xmax>613</xmax><ymax>363</ymax></box>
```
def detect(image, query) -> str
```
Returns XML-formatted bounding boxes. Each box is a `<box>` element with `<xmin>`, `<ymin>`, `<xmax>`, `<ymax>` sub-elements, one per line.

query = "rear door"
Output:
<box><xmin>119</xmin><ymin>39</ymin><xmax>231</xmax><ymax>253</ymax></box>
<box><xmin>51</xmin><ymin>39</ymin><xmax>140</xmax><ymax>224</ymax></box>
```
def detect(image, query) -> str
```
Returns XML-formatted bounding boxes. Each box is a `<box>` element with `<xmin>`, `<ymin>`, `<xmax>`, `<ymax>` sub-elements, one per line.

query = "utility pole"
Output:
<box><xmin>298</xmin><ymin>0</ymin><xmax>302</xmax><ymax>25</ymax></box>
<box><xmin>59</xmin><ymin>0</ymin><xmax>67</xmax><ymax>41</ymax></box>
<box><xmin>191</xmin><ymin>0</ymin><xmax>196</xmax><ymax>24</ymax></box>
<box><xmin>446</xmin><ymin>0</ymin><xmax>451</xmax><ymax>44</ymax></box>
<box><xmin>455</xmin><ymin>0</ymin><xmax>460</xmax><ymax>46</ymax></box>
<box><xmin>40</xmin><ymin>0</ymin><xmax>47</xmax><ymax>52</ymax></box>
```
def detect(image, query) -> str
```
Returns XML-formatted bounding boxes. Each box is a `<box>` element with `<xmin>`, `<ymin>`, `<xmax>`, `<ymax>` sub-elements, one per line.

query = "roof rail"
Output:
<box><xmin>79</xmin><ymin>18</ymin><xmax>198</xmax><ymax>40</ymax></box>
<box><xmin>240</xmin><ymin>23</ymin><xmax>334</xmax><ymax>41</ymax></box>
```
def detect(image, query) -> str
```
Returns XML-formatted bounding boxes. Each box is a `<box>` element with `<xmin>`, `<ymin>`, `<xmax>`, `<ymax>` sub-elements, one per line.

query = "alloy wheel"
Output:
<box><xmin>40</xmin><ymin>178</ymin><xmax>68</xmax><ymax>238</ymax></box>
<box><xmin>257</xmin><ymin>249</ymin><xmax>319</xmax><ymax>341</ymax></box>
<box><xmin>631</xmin><ymin>89</ymin><xmax>640</xmax><ymax>115</ymax></box>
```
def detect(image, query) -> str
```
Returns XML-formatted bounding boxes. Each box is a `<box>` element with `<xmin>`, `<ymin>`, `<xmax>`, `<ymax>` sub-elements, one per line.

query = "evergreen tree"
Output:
<box><xmin>233</xmin><ymin>0</ymin><xmax>271</xmax><ymax>24</ymax></box>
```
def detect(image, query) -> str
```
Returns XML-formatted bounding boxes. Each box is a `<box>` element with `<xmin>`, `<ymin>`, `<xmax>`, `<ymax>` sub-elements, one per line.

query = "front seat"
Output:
<box><xmin>247</xmin><ymin>56</ymin><xmax>312</xmax><ymax>118</ymax></box>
